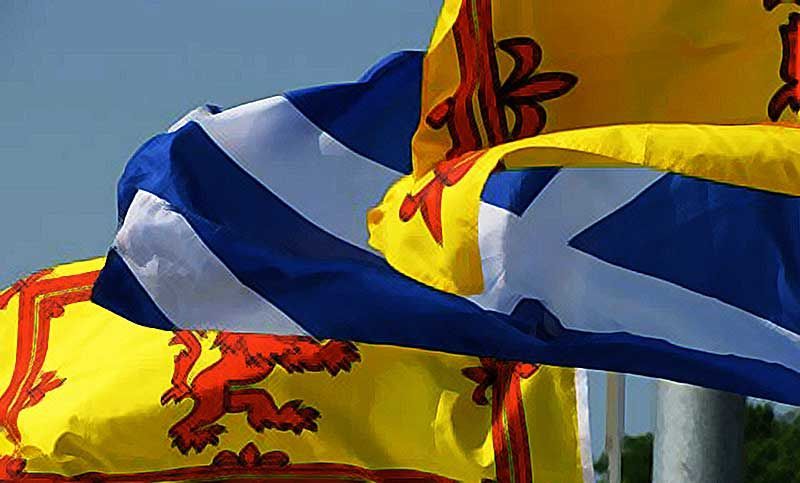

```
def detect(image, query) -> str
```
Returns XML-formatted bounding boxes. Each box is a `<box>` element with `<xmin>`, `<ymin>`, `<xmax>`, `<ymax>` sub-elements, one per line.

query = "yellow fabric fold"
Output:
<box><xmin>368</xmin><ymin>151</ymin><xmax>497</xmax><ymax>294</ymax></box>
<box><xmin>500</xmin><ymin>123</ymin><xmax>800</xmax><ymax>196</ymax></box>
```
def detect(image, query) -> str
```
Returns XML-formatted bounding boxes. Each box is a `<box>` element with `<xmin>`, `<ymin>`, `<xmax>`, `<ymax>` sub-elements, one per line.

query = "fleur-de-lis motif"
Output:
<box><xmin>401</xmin><ymin>0</ymin><xmax>577</xmax><ymax>244</ymax></box>
<box><xmin>497</xmin><ymin>38</ymin><xmax>578</xmax><ymax>139</ymax></box>
<box><xmin>764</xmin><ymin>1</ymin><xmax>800</xmax><ymax>120</ymax></box>
<box><xmin>768</xmin><ymin>13</ymin><xmax>800</xmax><ymax>120</ymax></box>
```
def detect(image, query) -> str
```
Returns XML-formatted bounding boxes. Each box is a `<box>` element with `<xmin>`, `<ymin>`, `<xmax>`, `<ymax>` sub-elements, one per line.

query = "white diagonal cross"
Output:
<box><xmin>473</xmin><ymin>168</ymin><xmax>800</xmax><ymax>372</ymax></box>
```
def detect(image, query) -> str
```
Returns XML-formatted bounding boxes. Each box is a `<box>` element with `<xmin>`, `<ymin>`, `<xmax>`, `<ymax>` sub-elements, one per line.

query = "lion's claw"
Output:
<box><xmin>169</xmin><ymin>424</ymin><xmax>226</xmax><ymax>454</ymax></box>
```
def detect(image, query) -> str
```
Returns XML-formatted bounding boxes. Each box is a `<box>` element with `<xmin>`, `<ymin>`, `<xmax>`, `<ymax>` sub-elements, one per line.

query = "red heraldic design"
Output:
<box><xmin>400</xmin><ymin>0</ymin><xmax>577</xmax><ymax>245</ymax></box>
<box><xmin>0</xmin><ymin>270</ymin><xmax>457</xmax><ymax>481</ymax></box>
<box><xmin>463</xmin><ymin>358</ymin><xmax>540</xmax><ymax>483</ymax></box>
<box><xmin>3</xmin><ymin>442</ymin><xmax>457</xmax><ymax>482</ymax></box>
<box><xmin>161</xmin><ymin>330</ymin><xmax>361</xmax><ymax>454</ymax></box>
<box><xmin>769</xmin><ymin>12</ymin><xmax>800</xmax><ymax>120</ymax></box>
<box><xmin>0</xmin><ymin>269</ymin><xmax>98</xmax><ymax>448</ymax></box>
<box><xmin>0</xmin><ymin>269</ymin><xmax>548</xmax><ymax>482</ymax></box>
<box><xmin>399</xmin><ymin>150</ymin><xmax>484</xmax><ymax>245</ymax></box>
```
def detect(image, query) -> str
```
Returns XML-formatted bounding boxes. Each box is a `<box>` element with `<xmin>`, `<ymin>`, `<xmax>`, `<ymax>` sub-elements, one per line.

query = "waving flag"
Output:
<box><xmin>92</xmin><ymin>0</ymin><xmax>800</xmax><ymax>414</ymax></box>
<box><xmin>76</xmin><ymin>47</ymin><xmax>594</xmax><ymax>481</ymax></box>
<box><xmin>0</xmin><ymin>259</ymin><xmax>590</xmax><ymax>481</ymax></box>
<box><xmin>413</xmin><ymin>0</ymin><xmax>800</xmax><ymax>176</ymax></box>
<box><xmin>370</xmin><ymin>0</ymin><xmax>800</xmax><ymax>406</ymax></box>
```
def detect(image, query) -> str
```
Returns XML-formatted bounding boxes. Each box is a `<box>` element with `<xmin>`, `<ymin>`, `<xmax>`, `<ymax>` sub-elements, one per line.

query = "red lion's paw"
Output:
<box><xmin>248</xmin><ymin>399</ymin><xmax>320</xmax><ymax>434</ymax></box>
<box><xmin>321</xmin><ymin>341</ymin><xmax>361</xmax><ymax>375</ymax></box>
<box><xmin>279</xmin><ymin>400</ymin><xmax>321</xmax><ymax>434</ymax></box>
<box><xmin>169</xmin><ymin>423</ymin><xmax>226</xmax><ymax>454</ymax></box>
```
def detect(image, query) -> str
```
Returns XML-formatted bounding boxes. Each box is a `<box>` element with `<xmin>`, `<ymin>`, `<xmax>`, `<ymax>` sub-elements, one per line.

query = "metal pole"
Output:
<box><xmin>605</xmin><ymin>372</ymin><xmax>625</xmax><ymax>483</ymax></box>
<box><xmin>653</xmin><ymin>381</ymin><xmax>745</xmax><ymax>483</ymax></box>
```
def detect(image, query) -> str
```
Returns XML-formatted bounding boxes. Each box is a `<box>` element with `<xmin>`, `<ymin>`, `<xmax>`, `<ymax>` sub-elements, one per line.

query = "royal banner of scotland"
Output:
<box><xmin>0</xmin><ymin>259</ymin><xmax>591</xmax><ymax>481</ymax></box>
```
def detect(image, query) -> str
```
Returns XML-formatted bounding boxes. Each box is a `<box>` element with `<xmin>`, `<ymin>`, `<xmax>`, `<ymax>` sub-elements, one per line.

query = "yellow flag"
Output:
<box><xmin>0</xmin><ymin>258</ymin><xmax>591</xmax><ymax>482</ymax></box>
<box><xmin>368</xmin><ymin>150</ymin><xmax>497</xmax><ymax>294</ymax></box>
<box><xmin>413</xmin><ymin>0</ymin><xmax>800</xmax><ymax>176</ymax></box>
<box><xmin>371</xmin><ymin>0</ymin><xmax>800</xmax><ymax>294</ymax></box>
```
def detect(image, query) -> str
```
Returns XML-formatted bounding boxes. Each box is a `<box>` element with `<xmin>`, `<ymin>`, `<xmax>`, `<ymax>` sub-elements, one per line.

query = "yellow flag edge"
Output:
<box><xmin>501</xmin><ymin>123</ymin><xmax>800</xmax><ymax>196</ymax></box>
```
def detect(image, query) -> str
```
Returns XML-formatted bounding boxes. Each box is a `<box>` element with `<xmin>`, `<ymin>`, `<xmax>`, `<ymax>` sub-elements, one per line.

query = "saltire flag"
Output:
<box><xmin>94</xmin><ymin>0</ymin><xmax>800</xmax><ymax>406</ymax></box>
<box><xmin>0</xmin><ymin>258</ymin><xmax>590</xmax><ymax>481</ymax></box>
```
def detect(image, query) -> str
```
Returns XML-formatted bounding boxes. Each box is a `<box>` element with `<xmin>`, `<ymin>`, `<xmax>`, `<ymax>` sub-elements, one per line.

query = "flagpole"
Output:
<box><xmin>605</xmin><ymin>372</ymin><xmax>625</xmax><ymax>483</ymax></box>
<box><xmin>653</xmin><ymin>381</ymin><xmax>745</xmax><ymax>483</ymax></box>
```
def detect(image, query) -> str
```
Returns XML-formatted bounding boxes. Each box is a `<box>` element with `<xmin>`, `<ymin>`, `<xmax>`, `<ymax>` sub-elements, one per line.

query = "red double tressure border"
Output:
<box><xmin>0</xmin><ymin>269</ymin><xmax>99</xmax><ymax>449</ymax></box>
<box><xmin>2</xmin><ymin>442</ymin><xmax>456</xmax><ymax>482</ymax></box>
<box><xmin>463</xmin><ymin>358</ymin><xmax>540</xmax><ymax>483</ymax></box>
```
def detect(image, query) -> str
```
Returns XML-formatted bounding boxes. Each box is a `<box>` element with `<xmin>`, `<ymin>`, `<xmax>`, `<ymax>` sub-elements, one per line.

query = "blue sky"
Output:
<box><xmin>0</xmin><ymin>0</ymin><xmax>660</xmax><ymax>456</ymax></box>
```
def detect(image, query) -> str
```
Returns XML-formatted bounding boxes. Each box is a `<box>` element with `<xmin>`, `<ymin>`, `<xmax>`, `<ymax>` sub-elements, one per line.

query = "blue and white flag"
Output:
<box><xmin>92</xmin><ymin>50</ymin><xmax>800</xmax><ymax>406</ymax></box>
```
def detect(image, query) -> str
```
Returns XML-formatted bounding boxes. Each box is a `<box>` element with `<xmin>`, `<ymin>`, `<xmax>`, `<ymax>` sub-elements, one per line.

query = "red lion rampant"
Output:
<box><xmin>161</xmin><ymin>331</ymin><xmax>360</xmax><ymax>454</ymax></box>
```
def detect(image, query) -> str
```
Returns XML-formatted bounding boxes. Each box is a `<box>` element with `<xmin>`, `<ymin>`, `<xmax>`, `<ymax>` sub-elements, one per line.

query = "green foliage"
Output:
<box><xmin>621</xmin><ymin>433</ymin><xmax>653</xmax><ymax>483</ymax></box>
<box><xmin>744</xmin><ymin>403</ymin><xmax>800</xmax><ymax>483</ymax></box>
<box><xmin>593</xmin><ymin>433</ymin><xmax>653</xmax><ymax>483</ymax></box>
<box><xmin>594</xmin><ymin>451</ymin><xmax>608</xmax><ymax>477</ymax></box>
<box><xmin>593</xmin><ymin>404</ymin><xmax>800</xmax><ymax>483</ymax></box>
